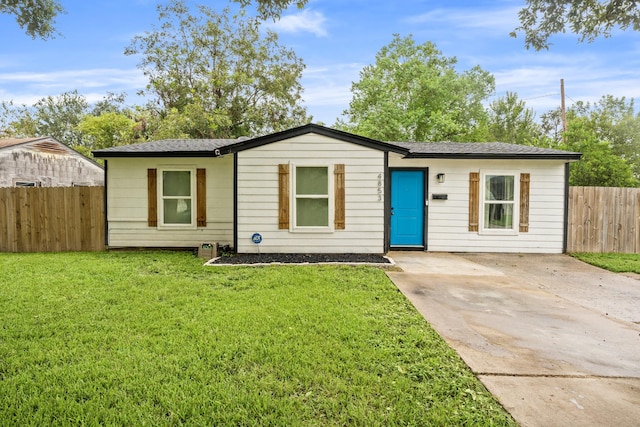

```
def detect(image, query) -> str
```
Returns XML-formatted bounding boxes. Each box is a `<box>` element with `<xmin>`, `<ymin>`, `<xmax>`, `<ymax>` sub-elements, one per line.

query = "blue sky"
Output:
<box><xmin>1</xmin><ymin>0</ymin><xmax>639</xmax><ymax>126</ymax></box>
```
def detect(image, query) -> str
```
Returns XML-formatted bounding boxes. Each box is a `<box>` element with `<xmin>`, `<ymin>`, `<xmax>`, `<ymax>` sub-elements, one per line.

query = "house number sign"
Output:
<box><xmin>377</xmin><ymin>173</ymin><xmax>383</xmax><ymax>201</ymax></box>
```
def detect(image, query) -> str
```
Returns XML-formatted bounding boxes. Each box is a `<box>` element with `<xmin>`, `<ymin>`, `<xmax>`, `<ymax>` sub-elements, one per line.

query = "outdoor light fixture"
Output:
<box><xmin>436</xmin><ymin>173</ymin><xmax>445</xmax><ymax>183</ymax></box>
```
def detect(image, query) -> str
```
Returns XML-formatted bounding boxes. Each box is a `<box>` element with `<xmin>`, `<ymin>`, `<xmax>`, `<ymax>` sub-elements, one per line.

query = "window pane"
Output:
<box><xmin>485</xmin><ymin>175</ymin><xmax>514</xmax><ymax>201</ymax></box>
<box><xmin>164</xmin><ymin>199</ymin><xmax>192</xmax><ymax>224</ymax></box>
<box><xmin>163</xmin><ymin>171</ymin><xmax>191</xmax><ymax>197</ymax></box>
<box><xmin>484</xmin><ymin>203</ymin><xmax>513</xmax><ymax>229</ymax></box>
<box><xmin>296</xmin><ymin>198</ymin><xmax>329</xmax><ymax>226</ymax></box>
<box><xmin>296</xmin><ymin>167</ymin><xmax>328</xmax><ymax>195</ymax></box>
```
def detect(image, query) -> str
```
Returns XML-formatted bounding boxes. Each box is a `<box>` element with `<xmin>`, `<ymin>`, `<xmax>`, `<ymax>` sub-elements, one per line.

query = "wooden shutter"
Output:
<box><xmin>147</xmin><ymin>168</ymin><xmax>157</xmax><ymax>227</ymax></box>
<box><xmin>334</xmin><ymin>164</ymin><xmax>345</xmax><ymax>229</ymax></box>
<box><xmin>469</xmin><ymin>172</ymin><xmax>480</xmax><ymax>232</ymax></box>
<box><xmin>278</xmin><ymin>164</ymin><xmax>290</xmax><ymax>229</ymax></box>
<box><xmin>519</xmin><ymin>173</ymin><xmax>530</xmax><ymax>232</ymax></box>
<box><xmin>197</xmin><ymin>168</ymin><xmax>206</xmax><ymax>227</ymax></box>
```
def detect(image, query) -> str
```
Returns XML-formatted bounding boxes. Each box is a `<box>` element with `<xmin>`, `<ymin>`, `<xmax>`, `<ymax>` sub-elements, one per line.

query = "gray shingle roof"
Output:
<box><xmin>92</xmin><ymin>124</ymin><xmax>580</xmax><ymax>160</ymax></box>
<box><xmin>389</xmin><ymin>141</ymin><xmax>581</xmax><ymax>159</ymax></box>
<box><xmin>93</xmin><ymin>138</ymin><xmax>246</xmax><ymax>156</ymax></box>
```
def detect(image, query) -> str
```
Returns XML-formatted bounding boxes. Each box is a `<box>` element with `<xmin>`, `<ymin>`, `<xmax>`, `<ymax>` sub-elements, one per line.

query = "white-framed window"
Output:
<box><xmin>158</xmin><ymin>168</ymin><xmax>196</xmax><ymax>227</ymax></box>
<box><xmin>480</xmin><ymin>172</ymin><xmax>519</xmax><ymax>233</ymax></box>
<box><xmin>293</xmin><ymin>165</ymin><xmax>332</xmax><ymax>230</ymax></box>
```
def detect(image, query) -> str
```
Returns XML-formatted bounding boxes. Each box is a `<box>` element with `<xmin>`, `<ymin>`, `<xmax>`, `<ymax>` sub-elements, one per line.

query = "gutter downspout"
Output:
<box><xmin>563</xmin><ymin>162</ymin><xmax>570</xmax><ymax>253</ymax></box>
<box><xmin>233</xmin><ymin>153</ymin><xmax>238</xmax><ymax>252</ymax></box>
<box><xmin>103</xmin><ymin>160</ymin><xmax>109</xmax><ymax>249</ymax></box>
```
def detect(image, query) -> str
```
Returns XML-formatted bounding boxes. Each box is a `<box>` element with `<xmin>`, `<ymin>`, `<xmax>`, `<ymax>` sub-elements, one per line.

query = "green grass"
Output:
<box><xmin>571</xmin><ymin>252</ymin><xmax>640</xmax><ymax>274</ymax></box>
<box><xmin>0</xmin><ymin>251</ymin><xmax>515</xmax><ymax>426</ymax></box>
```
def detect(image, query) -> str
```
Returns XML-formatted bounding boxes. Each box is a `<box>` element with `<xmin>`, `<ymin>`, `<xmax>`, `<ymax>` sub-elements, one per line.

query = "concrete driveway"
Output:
<box><xmin>387</xmin><ymin>252</ymin><xmax>640</xmax><ymax>427</ymax></box>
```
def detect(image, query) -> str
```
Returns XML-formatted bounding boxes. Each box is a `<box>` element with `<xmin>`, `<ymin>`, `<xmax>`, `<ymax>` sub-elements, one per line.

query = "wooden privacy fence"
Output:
<box><xmin>0</xmin><ymin>186</ymin><xmax>105</xmax><ymax>252</ymax></box>
<box><xmin>567</xmin><ymin>186</ymin><xmax>640</xmax><ymax>253</ymax></box>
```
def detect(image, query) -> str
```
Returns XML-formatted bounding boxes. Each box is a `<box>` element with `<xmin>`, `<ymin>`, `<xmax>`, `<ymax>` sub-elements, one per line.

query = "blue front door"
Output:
<box><xmin>391</xmin><ymin>170</ymin><xmax>425</xmax><ymax>247</ymax></box>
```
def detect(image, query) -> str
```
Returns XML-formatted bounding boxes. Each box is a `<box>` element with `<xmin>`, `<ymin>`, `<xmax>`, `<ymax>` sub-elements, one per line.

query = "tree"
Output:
<box><xmin>512</xmin><ymin>0</ymin><xmax>640</xmax><ymax>50</ymax></box>
<box><xmin>487</xmin><ymin>92</ymin><xmax>541</xmax><ymax>145</ymax></box>
<box><xmin>0</xmin><ymin>90</ymin><xmax>89</xmax><ymax>145</ymax></box>
<box><xmin>537</xmin><ymin>108</ymin><xmax>565</xmax><ymax>146</ymax></box>
<box><xmin>566</xmin><ymin>95</ymin><xmax>640</xmax><ymax>180</ymax></box>
<box><xmin>76</xmin><ymin>112</ymin><xmax>136</xmax><ymax>150</ymax></box>
<box><xmin>91</xmin><ymin>92</ymin><xmax>128</xmax><ymax>116</ymax></box>
<box><xmin>337</xmin><ymin>35</ymin><xmax>495</xmax><ymax>142</ymax></box>
<box><xmin>563</xmin><ymin>118</ymin><xmax>638</xmax><ymax>187</ymax></box>
<box><xmin>125</xmin><ymin>0</ymin><xmax>310</xmax><ymax>139</ymax></box>
<box><xmin>233</xmin><ymin>0</ymin><xmax>307</xmax><ymax>20</ymax></box>
<box><xmin>0</xmin><ymin>0</ymin><xmax>64</xmax><ymax>39</ymax></box>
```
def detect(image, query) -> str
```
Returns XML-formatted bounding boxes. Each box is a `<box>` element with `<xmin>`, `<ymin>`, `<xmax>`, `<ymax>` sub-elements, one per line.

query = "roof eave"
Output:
<box><xmin>92</xmin><ymin>149</ymin><xmax>233</xmax><ymax>159</ymax></box>
<box><xmin>404</xmin><ymin>153</ymin><xmax>583</xmax><ymax>161</ymax></box>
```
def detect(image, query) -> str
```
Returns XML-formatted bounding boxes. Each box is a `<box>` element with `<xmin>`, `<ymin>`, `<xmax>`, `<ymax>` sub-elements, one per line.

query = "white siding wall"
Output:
<box><xmin>237</xmin><ymin>134</ymin><xmax>385</xmax><ymax>253</ymax></box>
<box><xmin>390</xmin><ymin>156</ymin><xmax>568</xmax><ymax>253</ymax></box>
<box><xmin>105</xmin><ymin>156</ymin><xmax>233</xmax><ymax>248</ymax></box>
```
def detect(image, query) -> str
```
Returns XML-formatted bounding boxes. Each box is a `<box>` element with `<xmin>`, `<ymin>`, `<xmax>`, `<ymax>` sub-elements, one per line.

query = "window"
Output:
<box><xmin>160</xmin><ymin>170</ymin><xmax>195</xmax><ymax>226</ymax></box>
<box><xmin>295</xmin><ymin>166</ymin><xmax>329</xmax><ymax>227</ymax></box>
<box><xmin>14</xmin><ymin>181</ymin><xmax>37</xmax><ymax>187</ymax></box>
<box><xmin>278</xmin><ymin>164</ymin><xmax>345</xmax><ymax>231</ymax></box>
<box><xmin>147</xmin><ymin>168</ymin><xmax>206</xmax><ymax>228</ymax></box>
<box><xmin>483</xmin><ymin>174</ymin><xmax>517</xmax><ymax>231</ymax></box>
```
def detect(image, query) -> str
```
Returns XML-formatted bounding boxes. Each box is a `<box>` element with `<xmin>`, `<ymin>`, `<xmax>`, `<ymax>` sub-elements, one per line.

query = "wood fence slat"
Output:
<box><xmin>0</xmin><ymin>188</ymin><xmax>8</xmax><ymax>252</ymax></box>
<box><xmin>94</xmin><ymin>187</ymin><xmax>105</xmax><ymax>250</ymax></box>
<box><xmin>51</xmin><ymin>187</ymin><xmax>62</xmax><ymax>251</ymax></box>
<box><xmin>636</xmin><ymin>192</ymin><xmax>640</xmax><ymax>253</ymax></box>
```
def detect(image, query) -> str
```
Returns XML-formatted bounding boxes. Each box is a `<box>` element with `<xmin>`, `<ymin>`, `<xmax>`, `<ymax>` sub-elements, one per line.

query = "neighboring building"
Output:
<box><xmin>93</xmin><ymin>124</ymin><xmax>581</xmax><ymax>254</ymax></box>
<box><xmin>0</xmin><ymin>137</ymin><xmax>104</xmax><ymax>187</ymax></box>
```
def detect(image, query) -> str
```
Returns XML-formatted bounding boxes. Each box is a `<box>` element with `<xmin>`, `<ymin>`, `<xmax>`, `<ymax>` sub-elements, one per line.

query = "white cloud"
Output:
<box><xmin>0</xmin><ymin>68</ymin><xmax>144</xmax><ymax>88</ymax></box>
<box><xmin>490</xmin><ymin>58</ymin><xmax>640</xmax><ymax>115</ymax></box>
<box><xmin>270</xmin><ymin>10</ymin><xmax>328</xmax><ymax>37</ymax></box>
<box><xmin>407</xmin><ymin>6</ymin><xmax>521</xmax><ymax>35</ymax></box>
<box><xmin>0</xmin><ymin>68</ymin><xmax>147</xmax><ymax>104</ymax></box>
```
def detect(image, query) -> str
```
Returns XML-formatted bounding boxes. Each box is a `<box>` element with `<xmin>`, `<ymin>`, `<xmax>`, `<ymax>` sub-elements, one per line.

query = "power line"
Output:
<box><xmin>522</xmin><ymin>93</ymin><xmax>559</xmax><ymax>101</ymax></box>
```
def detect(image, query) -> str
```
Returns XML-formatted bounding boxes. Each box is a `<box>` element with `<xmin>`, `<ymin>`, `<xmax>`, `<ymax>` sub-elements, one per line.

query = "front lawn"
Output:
<box><xmin>0</xmin><ymin>251</ymin><xmax>514</xmax><ymax>426</ymax></box>
<box><xmin>571</xmin><ymin>252</ymin><xmax>640</xmax><ymax>274</ymax></box>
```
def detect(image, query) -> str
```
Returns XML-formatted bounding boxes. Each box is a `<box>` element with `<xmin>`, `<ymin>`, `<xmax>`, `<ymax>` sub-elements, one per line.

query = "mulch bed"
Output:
<box><xmin>208</xmin><ymin>253</ymin><xmax>391</xmax><ymax>265</ymax></box>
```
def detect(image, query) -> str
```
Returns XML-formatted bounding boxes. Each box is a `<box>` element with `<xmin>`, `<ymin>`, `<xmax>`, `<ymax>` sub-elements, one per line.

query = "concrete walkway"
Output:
<box><xmin>386</xmin><ymin>252</ymin><xmax>640</xmax><ymax>427</ymax></box>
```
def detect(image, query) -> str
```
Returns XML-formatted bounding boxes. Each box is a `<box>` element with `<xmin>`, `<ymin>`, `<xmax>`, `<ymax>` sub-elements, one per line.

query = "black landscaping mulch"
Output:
<box><xmin>209</xmin><ymin>253</ymin><xmax>390</xmax><ymax>264</ymax></box>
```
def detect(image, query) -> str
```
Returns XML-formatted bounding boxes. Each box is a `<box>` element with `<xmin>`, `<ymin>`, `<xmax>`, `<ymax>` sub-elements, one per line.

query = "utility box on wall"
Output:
<box><xmin>198</xmin><ymin>243</ymin><xmax>218</xmax><ymax>260</ymax></box>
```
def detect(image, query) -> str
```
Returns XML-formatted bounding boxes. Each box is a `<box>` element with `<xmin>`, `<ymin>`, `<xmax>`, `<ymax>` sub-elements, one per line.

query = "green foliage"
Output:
<box><xmin>568</xmin><ymin>95</ymin><xmax>640</xmax><ymax>180</ymax></box>
<box><xmin>487</xmin><ymin>92</ymin><xmax>542</xmax><ymax>144</ymax></box>
<box><xmin>125</xmin><ymin>0</ymin><xmax>310</xmax><ymax>139</ymax></box>
<box><xmin>563</xmin><ymin>118</ymin><xmax>638</xmax><ymax>187</ymax></box>
<box><xmin>0</xmin><ymin>0</ymin><xmax>64</xmax><ymax>39</ymax></box>
<box><xmin>76</xmin><ymin>112</ymin><xmax>136</xmax><ymax>150</ymax></box>
<box><xmin>90</xmin><ymin>91</ymin><xmax>128</xmax><ymax>116</ymax></box>
<box><xmin>0</xmin><ymin>90</ymin><xmax>89</xmax><ymax>145</ymax></box>
<box><xmin>0</xmin><ymin>91</ymin><xmax>140</xmax><ymax>154</ymax></box>
<box><xmin>571</xmin><ymin>252</ymin><xmax>640</xmax><ymax>274</ymax></box>
<box><xmin>0</xmin><ymin>251</ymin><xmax>516</xmax><ymax>426</ymax></box>
<box><xmin>337</xmin><ymin>34</ymin><xmax>495</xmax><ymax>142</ymax></box>
<box><xmin>512</xmin><ymin>0</ymin><xmax>640</xmax><ymax>50</ymax></box>
<box><xmin>233</xmin><ymin>0</ymin><xmax>307</xmax><ymax>20</ymax></box>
